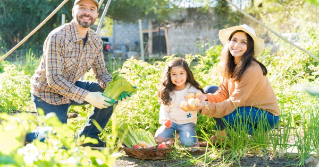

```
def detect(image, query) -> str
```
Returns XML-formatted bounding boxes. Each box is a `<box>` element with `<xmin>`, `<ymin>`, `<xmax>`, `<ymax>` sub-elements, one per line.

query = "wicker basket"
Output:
<box><xmin>122</xmin><ymin>145</ymin><xmax>174</xmax><ymax>160</ymax></box>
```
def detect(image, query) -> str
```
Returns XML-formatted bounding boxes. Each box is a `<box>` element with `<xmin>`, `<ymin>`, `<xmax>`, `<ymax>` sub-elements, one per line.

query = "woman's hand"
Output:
<box><xmin>181</xmin><ymin>100</ymin><xmax>210</xmax><ymax>112</ymax></box>
<box><xmin>180</xmin><ymin>101</ymin><xmax>203</xmax><ymax>111</ymax></box>
<box><xmin>199</xmin><ymin>93</ymin><xmax>207</xmax><ymax>102</ymax></box>
<box><xmin>180</xmin><ymin>93</ymin><xmax>208</xmax><ymax>112</ymax></box>
<box><xmin>195</xmin><ymin>101</ymin><xmax>210</xmax><ymax>110</ymax></box>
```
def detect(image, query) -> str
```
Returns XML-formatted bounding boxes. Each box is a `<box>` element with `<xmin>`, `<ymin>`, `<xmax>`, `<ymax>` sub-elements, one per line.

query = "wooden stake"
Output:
<box><xmin>164</xmin><ymin>27</ymin><xmax>169</xmax><ymax>56</ymax></box>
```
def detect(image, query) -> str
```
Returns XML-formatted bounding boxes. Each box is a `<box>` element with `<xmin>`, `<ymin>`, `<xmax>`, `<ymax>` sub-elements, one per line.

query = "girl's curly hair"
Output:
<box><xmin>158</xmin><ymin>58</ymin><xmax>204</xmax><ymax>105</ymax></box>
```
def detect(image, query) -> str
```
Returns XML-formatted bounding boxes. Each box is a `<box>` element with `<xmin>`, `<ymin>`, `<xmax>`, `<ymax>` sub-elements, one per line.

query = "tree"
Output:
<box><xmin>106</xmin><ymin>0</ymin><xmax>179</xmax><ymax>23</ymax></box>
<box><xmin>0</xmin><ymin>0</ymin><xmax>73</xmax><ymax>49</ymax></box>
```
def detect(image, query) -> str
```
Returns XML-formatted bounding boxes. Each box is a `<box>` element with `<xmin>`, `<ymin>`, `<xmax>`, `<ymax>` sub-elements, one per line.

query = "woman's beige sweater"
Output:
<box><xmin>201</xmin><ymin>61</ymin><xmax>279</xmax><ymax>118</ymax></box>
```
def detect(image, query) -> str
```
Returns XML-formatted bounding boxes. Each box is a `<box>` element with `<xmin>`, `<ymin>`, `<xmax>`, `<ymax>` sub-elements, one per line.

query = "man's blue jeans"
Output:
<box><xmin>26</xmin><ymin>81</ymin><xmax>113</xmax><ymax>143</ymax></box>
<box><xmin>204</xmin><ymin>85</ymin><xmax>279</xmax><ymax>135</ymax></box>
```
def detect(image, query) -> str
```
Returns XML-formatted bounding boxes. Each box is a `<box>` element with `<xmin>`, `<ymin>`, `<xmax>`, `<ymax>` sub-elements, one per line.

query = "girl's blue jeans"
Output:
<box><xmin>155</xmin><ymin>122</ymin><xmax>196</xmax><ymax>147</ymax></box>
<box><xmin>25</xmin><ymin>81</ymin><xmax>113</xmax><ymax>143</ymax></box>
<box><xmin>204</xmin><ymin>85</ymin><xmax>279</xmax><ymax>135</ymax></box>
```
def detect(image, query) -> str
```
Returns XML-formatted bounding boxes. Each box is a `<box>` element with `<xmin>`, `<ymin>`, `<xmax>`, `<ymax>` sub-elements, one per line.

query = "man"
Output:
<box><xmin>27</xmin><ymin>0</ymin><xmax>128</xmax><ymax>147</ymax></box>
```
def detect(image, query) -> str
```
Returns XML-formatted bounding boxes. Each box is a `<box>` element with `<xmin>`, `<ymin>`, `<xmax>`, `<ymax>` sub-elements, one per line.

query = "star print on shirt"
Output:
<box><xmin>187</xmin><ymin>113</ymin><xmax>191</xmax><ymax>118</ymax></box>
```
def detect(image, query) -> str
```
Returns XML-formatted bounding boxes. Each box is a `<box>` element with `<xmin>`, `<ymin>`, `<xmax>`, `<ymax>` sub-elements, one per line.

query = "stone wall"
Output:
<box><xmin>112</xmin><ymin>8</ymin><xmax>221</xmax><ymax>56</ymax></box>
<box><xmin>166</xmin><ymin>23</ymin><xmax>219</xmax><ymax>55</ymax></box>
<box><xmin>113</xmin><ymin>20</ymin><xmax>149</xmax><ymax>51</ymax></box>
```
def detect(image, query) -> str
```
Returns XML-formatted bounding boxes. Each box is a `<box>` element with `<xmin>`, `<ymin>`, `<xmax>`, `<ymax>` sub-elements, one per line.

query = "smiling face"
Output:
<box><xmin>170</xmin><ymin>66</ymin><xmax>187</xmax><ymax>90</ymax></box>
<box><xmin>229</xmin><ymin>31</ymin><xmax>248</xmax><ymax>62</ymax></box>
<box><xmin>72</xmin><ymin>0</ymin><xmax>99</xmax><ymax>28</ymax></box>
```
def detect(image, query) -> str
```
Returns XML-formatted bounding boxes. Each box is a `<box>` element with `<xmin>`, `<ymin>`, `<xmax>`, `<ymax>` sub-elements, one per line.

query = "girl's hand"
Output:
<box><xmin>163</xmin><ymin>119</ymin><xmax>172</xmax><ymax>128</ymax></box>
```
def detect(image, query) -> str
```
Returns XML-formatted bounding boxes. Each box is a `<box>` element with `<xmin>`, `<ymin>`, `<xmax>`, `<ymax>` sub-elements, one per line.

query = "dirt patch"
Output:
<box><xmin>236</xmin><ymin>156</ymin><xmax>300</xmax><ymax>167</ymax></box>
<box><xmin>113</xmin><ymin>148</ymin><xmax>302</xmax><ymax>167</ymax></box>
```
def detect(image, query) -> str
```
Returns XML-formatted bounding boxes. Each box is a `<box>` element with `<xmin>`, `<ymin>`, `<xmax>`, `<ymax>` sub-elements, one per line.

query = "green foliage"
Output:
<box><xmin>305</xmin><ymin>0</ymin><xmax>319</xmax><ymax>5</ymax></box>
<box><xmin>0</xmin><ymin>64</ymin><xmax>32</xmax><ymax>112</ymax></box>
<box><xmin>110</xmin><ymin>58</ymin><xmax>164</xmax><ymax>133</ymax></box>
<box><xmin>15</xmin><ymin>49</ymin><xmax>41</xmax><ymax>76</ymax></box>
<box><xmin>0</xmin><ymin>61</ymin><xmax>8</xmax><ymax>73</ymax></box>
<box><xmin>97</xmin><ymin>17</ymin><xmax>113</xmax><ymax>37</ymax></box>
<box><xmin>107</xmin><ymin>0</ymin><xmax>179</xmax><ymax>22</ymax></box>
<box><xmin>192</xmin><ymin>45</ymin><xmax>222</xmax><ymax>88</ymax></box>
<box><xmin>0</xmin><ymin>111</ymin><xmax>120</xmax><ymax>166</ymax></box>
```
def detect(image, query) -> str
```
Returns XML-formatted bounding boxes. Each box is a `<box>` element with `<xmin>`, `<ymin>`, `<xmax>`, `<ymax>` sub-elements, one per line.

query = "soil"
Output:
<box><xmin>113</xmin><ymin>148</ymin><xmax>302</xmax><ymax>167</ymax></box>
<box><xmin>113</xmin><ymin>127</ymin><xmax>307</xmax><ymax>167</ymax></box>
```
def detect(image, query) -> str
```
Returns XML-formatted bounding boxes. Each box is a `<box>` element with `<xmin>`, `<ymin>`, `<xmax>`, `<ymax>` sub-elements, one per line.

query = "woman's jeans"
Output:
<box><xmin>204</xmin><ymin>85</ymin><xmax>279</xmax><ymax>135</ymax></box>
<box><xmin>25</xmin><ymin>81</ymin><xmax>113</xmax><ymax>143</ymax></box>
<box><xmin>155</xmin><ymin>122</ymin><xmax>196</xmax><ymax>147</ymax></box>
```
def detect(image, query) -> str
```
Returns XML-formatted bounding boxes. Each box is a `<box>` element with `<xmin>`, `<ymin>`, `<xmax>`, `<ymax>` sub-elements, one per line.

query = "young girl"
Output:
<box><xmin>185</xmin><ymin>25</ymin><xmax>280</xmax><ymax>145</ymax></box>
<box><xmin>155</xmin><ymin>58</ymin><xmax>204</xmax><ymax>147</ymax></box>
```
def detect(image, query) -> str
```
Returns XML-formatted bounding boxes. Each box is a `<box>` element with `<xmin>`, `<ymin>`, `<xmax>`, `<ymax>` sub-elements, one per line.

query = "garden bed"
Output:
<box><xmin>113</xmin><ymin>148</ymin><xmax>303</xmax><ymax>167</ymax></box>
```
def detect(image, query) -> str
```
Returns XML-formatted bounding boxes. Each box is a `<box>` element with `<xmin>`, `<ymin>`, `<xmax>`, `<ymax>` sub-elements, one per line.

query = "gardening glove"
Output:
<box><xmin>85</xmin><ymin>92</ymin><xmax>114</xmax><ymax>109</ymax></box>
<box><xmin>128</xmin><ymin>86</ymin><xmax>137</xmax><ymax>97</ymax></box>
<box><xmin>118</xmin><ymin>86</ymin><xmax>136</xmax><ymax>101</ymax></box>
<box><xmin>118</xmin><ymin>91</ymin><xmax>129</xmax><ymax>101</ymax></box>
<box><xmin>102</xmin><ymin>94</ymin><xmax>116</xmax><ymax>105</ymax></box>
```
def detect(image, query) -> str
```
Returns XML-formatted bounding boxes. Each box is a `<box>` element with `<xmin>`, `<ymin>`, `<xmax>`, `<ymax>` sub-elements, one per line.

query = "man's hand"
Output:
<box><xmin>118</xmin><ymin>86</ymin><xmax>136</xmax><ymax>101</ymax></box>
<box><xmin>118</xmin><ymin>91</ymin><xmax>132</xmax><ymax>101</ymax></box>
<box><xmin>85</xmin><ymin>92</ymin><xmax>115</xmax><ymax>109</ymax></box>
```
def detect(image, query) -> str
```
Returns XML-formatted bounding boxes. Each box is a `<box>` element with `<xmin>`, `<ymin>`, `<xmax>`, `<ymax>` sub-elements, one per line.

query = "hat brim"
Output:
<box><xmin>219</xmin><ymin>26</ymin><xmax>264</xmax><ymax>57</ymax></box>
<box><xmin>74</xmin><ymin>0</ymin><xmax>100</xmax><ymax>9</ymax></box>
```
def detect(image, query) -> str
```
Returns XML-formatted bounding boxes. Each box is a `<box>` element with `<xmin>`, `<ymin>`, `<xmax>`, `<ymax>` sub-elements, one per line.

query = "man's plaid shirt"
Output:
<box><xmin>30</xmin><ymin>20</ymin><xmax>112</xmax><ymax>105</ymax></box>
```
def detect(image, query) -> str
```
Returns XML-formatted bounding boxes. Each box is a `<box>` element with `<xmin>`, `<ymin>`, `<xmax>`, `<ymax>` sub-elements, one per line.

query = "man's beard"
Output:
<box><xmin>76</xmin><ymin>14</ymin><xmax>96</xmax><ymax>28</ymax></box>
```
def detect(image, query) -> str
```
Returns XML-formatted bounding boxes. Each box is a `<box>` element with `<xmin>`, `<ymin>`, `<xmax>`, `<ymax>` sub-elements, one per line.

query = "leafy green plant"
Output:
<box><xmin>0</xmin><ymin>110</ymin><xmax>121</xmax><ymax>166</ymax></box>
<box><xmin>0</xmin><ymin>64</ymin><xmax>33</xmax><ymax>112</ymax></box>
<box><xmin>0</xmin><ymin>60</ymin><xmax>8</xmax><ymax>73</ymax></box>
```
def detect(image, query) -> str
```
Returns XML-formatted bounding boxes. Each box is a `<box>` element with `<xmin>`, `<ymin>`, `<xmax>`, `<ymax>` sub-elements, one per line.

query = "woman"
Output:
<box><xmin>184</xmin><ymin>24</ymin><xmax>280</xmax><ymax>144</ymax></box>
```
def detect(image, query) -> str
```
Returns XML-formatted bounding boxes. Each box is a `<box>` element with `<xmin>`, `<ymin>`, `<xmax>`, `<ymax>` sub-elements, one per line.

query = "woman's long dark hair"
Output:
<box><xmin>219</xmin><ymin>30</ymin><xmax>267</xmax><ymax>81</ymax></box>
<box><xmin>158</xmin><ymin>58</ymin><xmax>204</xmax><ymax>105</ymax></box>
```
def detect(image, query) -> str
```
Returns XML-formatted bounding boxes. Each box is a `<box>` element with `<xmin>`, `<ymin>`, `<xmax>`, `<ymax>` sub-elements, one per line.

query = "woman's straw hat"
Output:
<box><xmin>219</xmin><ymin>24</ymin><xmax>264</xmax><ymax>57</ymax></box>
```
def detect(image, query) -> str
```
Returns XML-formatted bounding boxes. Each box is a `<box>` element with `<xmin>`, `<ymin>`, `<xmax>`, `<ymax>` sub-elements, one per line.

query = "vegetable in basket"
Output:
<box><xmin>117</xmin><ymin>124</ymin><xmax>156</xmax><ymax>148</ymax></box>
